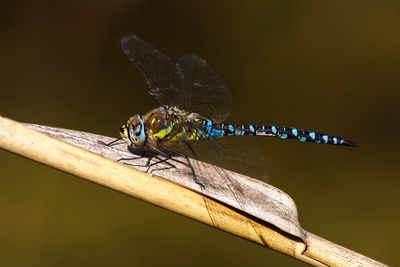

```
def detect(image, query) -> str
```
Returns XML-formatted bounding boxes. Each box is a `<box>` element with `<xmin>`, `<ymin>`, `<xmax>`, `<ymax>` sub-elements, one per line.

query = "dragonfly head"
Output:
<box><xmin>120</xmin><ymin>115</ymin><xmax>146</xmax><ymax>148</ymax></box>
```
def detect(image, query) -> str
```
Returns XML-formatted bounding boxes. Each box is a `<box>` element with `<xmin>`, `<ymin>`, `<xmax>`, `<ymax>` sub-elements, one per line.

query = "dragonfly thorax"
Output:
<box><xmin>120</xmin><ymin>114</ymin><xmax>146</xmax><ymax>149</ymax></box>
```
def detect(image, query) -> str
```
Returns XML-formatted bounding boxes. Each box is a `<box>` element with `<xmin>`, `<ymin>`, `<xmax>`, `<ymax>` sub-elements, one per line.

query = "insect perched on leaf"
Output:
<box><xmin>105</xmin><ymin>35</ymin><xmax>356</xmax><ymax>186</ymax></box>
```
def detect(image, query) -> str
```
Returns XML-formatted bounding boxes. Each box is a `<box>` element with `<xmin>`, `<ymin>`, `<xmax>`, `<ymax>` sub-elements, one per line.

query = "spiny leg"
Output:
<box><xmin>118</xmin><ymin>154</ymin><xmax>151</xmax><ymax>168</ymax></box>
<box><xmin>146</xmin><ymin>156</ymin><xmax>177</xmax><ymax>172</ymax></box>
<box><xmin>98</xmin><ymin>138</ymin><xmax>124</xmax><ymax>147</ymax></box>
<box><xmin>143</xmin><ymin>146</ymin><xmax>174</xmax><ymax>173</ymax></box>
<box><xmin>100</xmin><ymin>140</ymin><xmax>175</xmax><ymax>171</ymax></box>
<box><xmin>185</xmin><ymin>142</ymin><xmax>199</xmax><ymax>160</ymax></box>
<box><xmin>121</xmin><ymin>153</ymin><xmax>176</xmax><ymax>171</ymax></box>
<box><xmin>157</xmin><ymin>145</ymin><xmax>205</xmax><ymax>189</ymax></box>
<box><xmin>144</xmin><ymin>147</ymin><xmax>181</xmax><ymax>173</ymax></box>
<box><xmin>98</xmin><ymin>138</ymin><xmax>154</xmax><ymax>167</ymax></box>
<box><xmin>117</xmin><ymin>146</ymin><xmax>174</xmax><ymax>171</ymax></box>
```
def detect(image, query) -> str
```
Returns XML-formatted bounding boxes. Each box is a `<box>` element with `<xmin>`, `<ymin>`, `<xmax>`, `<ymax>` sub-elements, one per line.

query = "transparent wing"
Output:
<box><xmin>209</xmin><ymin>137</ymin><xmax>268</xmax><ymax>181</ymax></box>
<box><xmin>190</xmin><ymin>136</ymin><xmax>268</xmax><ymax>182</ymax></box>
<box><xmin>177</xmin><ymin>55</ymin><xmax>232</xmax><ymax>123</ymax></box>
<box><xmin>121</xmin><ymin>35</ymin><xmax>184</xmax><ymax>107</ymax></box>
<box><xmin>182</xmin><ymin>135</ymin><xmax>268</xmax><ymax>218</ymax></box>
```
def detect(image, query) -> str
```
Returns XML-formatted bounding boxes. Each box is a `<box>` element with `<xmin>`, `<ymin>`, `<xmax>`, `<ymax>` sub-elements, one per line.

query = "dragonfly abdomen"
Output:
<box><xmin>254</xmin><ymin>125</ymin><xmax>356</xmax><ymax>146</ymax></box>
<box><xmin>201</xmin><ymin>120</ymin><xmax>356</xmax><ymax>147</ymax></box>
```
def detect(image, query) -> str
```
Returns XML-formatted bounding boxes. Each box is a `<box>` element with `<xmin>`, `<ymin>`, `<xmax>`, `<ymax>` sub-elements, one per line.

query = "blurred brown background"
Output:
<box><xmin>1</xmin><ymin>1</ymin><xmax>399</xmax><ymax>266</ymax></box>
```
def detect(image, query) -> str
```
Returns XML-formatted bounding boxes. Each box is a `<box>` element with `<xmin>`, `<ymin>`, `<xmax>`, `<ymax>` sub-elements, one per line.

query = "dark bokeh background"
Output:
<box><xmin>1</xmin><ymin>1</ymin><xmax>399</xmax><ymax>266</ymax></box>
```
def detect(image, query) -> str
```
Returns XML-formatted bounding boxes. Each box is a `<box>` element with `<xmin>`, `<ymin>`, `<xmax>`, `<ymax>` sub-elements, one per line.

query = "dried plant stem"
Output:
<box><xmin>0</xmin><ymin>116</ymin><xmax>386</xmax><ymax>267</ymax></box>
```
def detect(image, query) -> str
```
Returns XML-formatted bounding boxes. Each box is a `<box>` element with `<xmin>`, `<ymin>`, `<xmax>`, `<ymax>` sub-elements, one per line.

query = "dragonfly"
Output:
<box><xmin>111</xmin><ymin>35</ymin><xmax>356</xmax><ymax>186</ymax></box>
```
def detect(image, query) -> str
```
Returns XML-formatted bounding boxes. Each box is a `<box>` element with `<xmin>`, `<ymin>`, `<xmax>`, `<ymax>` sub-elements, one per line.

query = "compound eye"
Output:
<box><xmin>134</xmin><ymin>123</ymin><xmax>142</xmax><ymax>136</ymax></box>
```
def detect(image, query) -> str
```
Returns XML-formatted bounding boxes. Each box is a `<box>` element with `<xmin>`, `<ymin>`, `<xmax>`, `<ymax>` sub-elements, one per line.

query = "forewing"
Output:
<box><xmin>121</xmin><ymin>35</ymin><xmax>184</xmax><ymax>107</ymax></box>
<box><xmin>177</xmin><ymin>55</ymin><xmax>232</xmax><ymax>123</ymax></box>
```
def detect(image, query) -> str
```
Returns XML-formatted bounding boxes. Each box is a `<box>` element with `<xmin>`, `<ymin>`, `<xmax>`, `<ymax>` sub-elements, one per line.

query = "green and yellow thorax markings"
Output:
<box><xmin>142</xmin><ymin>106</ymin><xmax>207</xmax><ymax>145</ymax></box>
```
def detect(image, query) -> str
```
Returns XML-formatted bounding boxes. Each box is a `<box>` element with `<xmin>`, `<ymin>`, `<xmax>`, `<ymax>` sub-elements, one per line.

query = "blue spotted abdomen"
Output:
<box><xmin>201</xmin><ymin>120</ymin><xmax>356</xmax><ymax>147</ymax></box>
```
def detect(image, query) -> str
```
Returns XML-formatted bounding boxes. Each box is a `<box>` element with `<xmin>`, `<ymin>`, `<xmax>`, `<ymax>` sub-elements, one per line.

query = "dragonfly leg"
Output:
<box><xmin>116</xmin><ymin>148</ymin><xmax>153</xmax><ymax>168</ymax></box>
<box><xmin>98</xmin><ymin>138</ymin><xmax>124</xmax><ymax>147</ymax></box>
<box><xmin>185</xmin><ymin>142</ymin><xmax>199</xmax><ymax>160</ymax></box>
<box><xmin>99</xmin><ymin>138</ymin><xmax>153</xmax><ymax>167</ymax></box>
<box><xmin>143</xmin><ymin>147</ymin><xmax>175</xmax><ymax>173</ymax></box>
<box><xmin>149</xmin><ymin>156</ymin><xmax>177</xmax><ymax>173</ymax></box>
<box><xmin>157</xmin><ymin>145</ymin><xmax>205</xmax><ymax>190</ymax></box>
<box><xmin>118</xmin><ymin>155</ymin><xmax>147</xmax><ymax>163</ymax></box>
